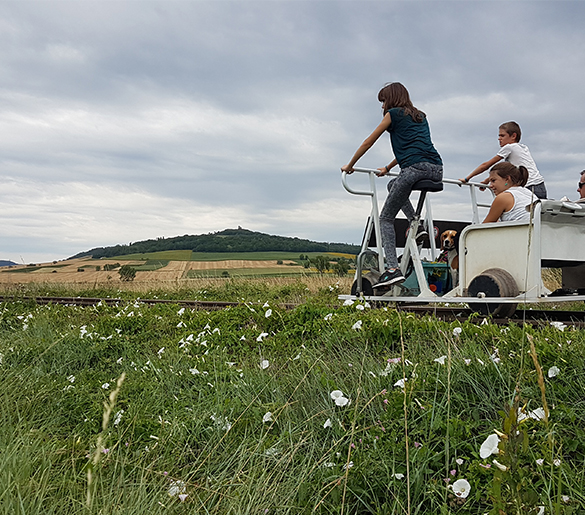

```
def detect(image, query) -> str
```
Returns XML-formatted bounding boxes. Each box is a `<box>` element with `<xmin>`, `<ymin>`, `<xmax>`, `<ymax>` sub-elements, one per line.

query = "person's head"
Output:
<box><xmin>378</xmin><ymin>82</ymin><xmax>425</xmax><ymax>122</ymax></box>
<box><xmin>488</xmin><ymin>162</ymin><xmax>529</xmax><ymax>195</ymax></box>
<box><xmin>498</xmin><ymin>121</ymin><xmax>522</xmax><ymax>146</ymax></box>
<box><xmin>579</xmin><ymin>170</ymin><xmax>585</xmax><ymax>199</ymax></box>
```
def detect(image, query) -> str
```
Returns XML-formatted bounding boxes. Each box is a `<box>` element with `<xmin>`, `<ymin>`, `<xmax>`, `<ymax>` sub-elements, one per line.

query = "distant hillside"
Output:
<box><xmin>0</xmin><ymin>260</ymin><xmax>18</xmax><ymax>267</ymax></box>
<box><xmin>71</xmin><ymin>228</ymin><xmax>361</xmax><ymax>259</ymax></box>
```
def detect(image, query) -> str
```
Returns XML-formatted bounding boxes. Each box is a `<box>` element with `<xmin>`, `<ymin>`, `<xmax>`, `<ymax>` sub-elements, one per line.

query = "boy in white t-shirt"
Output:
<box><xmin>460</xmin><ymin>121</ymin><xmax>547</xmax><ymax>199</ymax></box>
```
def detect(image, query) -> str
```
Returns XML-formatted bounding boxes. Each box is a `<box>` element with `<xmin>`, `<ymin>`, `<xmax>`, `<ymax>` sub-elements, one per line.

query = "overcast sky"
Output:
<box><xmin>1</xmin><ymin>0</ymin><xmax>584</xmax><ymax>263</ymax></box>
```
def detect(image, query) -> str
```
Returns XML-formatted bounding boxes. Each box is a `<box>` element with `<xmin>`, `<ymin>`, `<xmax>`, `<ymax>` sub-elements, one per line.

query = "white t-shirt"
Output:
<box><xmin>500</xmin><ymin>187</ymin><xmax>534</xmax><ymax>222</ymax></box>
<box><xmin>497</xmin><ymin>143</ymin><xmax>544</xmax><ymax>187</ymax></box>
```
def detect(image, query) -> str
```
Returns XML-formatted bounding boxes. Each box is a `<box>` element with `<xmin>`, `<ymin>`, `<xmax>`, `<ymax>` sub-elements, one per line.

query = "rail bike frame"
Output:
<box><xmin>339</xmin><ymin>167</ymin><xmax>585</xmax><ymax>308</ymax></box>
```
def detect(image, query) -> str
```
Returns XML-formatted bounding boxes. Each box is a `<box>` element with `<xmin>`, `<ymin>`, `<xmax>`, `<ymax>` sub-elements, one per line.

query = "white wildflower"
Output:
<box><xmin>262</xmin><ymin>412</ymin><xmax>273</xmax><ymax>423</ymax></box>
<box><xmin>324</xmin><ymin>313</ymin><xmax>333</xmax><ymax>321</ymax></box>
<box><xmin>434</xmin><ymin>355</ymin><xmax>447</xmax><ymax>365</ymax></box>
<box><xmin>257</xmin><ymin>332</ymin><xmax>269</xmax><ymax>342</ymax></box>
<box><xmin>113</xmin><ymin>410</ymin><xmax>124</xmax><ymax>426</ymax></box>
<box><xmin>394</xmin><ymin>378</ymin><xmax>407</xmax><ymax>389</ymax></box>
<box><xmin>260</xmin><ymin>359</ymin><xmax>270</xmax><ymax>370</ymax></box>
<box><xmin>450</xmin><ymin>478</ymin><xmax>471</xmax><ymax>499</ymax></box>
<box><xmin>343</xmin><ymin>299</ymin><xmax>354</xmax><ymax>306</ymax></box>
<box><xmin>265</xmin><ymin>308</ymin><xmax>272</xmax><ymax>318</ymax></box>
<box><xmin>392</xmin><ymin>473</ymin><xmax>404</xmax><ymax>479</ymax></box>
<box><xmin>550</xmin><ymin>321</ymin><xmax>567</xmax><ymax>331</ymax></box>
<box><xmin>101</xmin><ymin>383</ymin><xmax>110</xmax><ymax>390</ymax></box>
<box><xmin>323</xmin><ymin>418</ymin><xmax>332</xmax><ymax>429</ymax></box>
<box><xmin>168</xmin><ymin>480</ymin><xmax>186</xmax><ymax>497</ymax></box>
<box><xmin>547</xmin><ymin>366</ymin><xmax>560</xmax><ymax>378</ymax></box>
<box><xmin>453</xmin><ymin>327</ymin><xmax>462</xmax><ymax>337</ymax></box>
<box><xmin>479</xmin><ymin>434</ymin><xmax>500</xmax><ymax>459</ymax></box>
<box><xmin>352</xmin><ymin>320</ymin><xmax>362</xmax><ymax>330</ymax></box>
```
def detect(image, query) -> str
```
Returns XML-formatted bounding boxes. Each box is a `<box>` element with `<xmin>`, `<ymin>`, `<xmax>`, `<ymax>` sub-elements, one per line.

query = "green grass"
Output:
<box><xmin>1</xmin><ymin>282</ymin><xmax>584</xmax><ymax>513</ymax></box>
<box><xmin>107</xmin><ymin>251</ymin><xmax>353</xmax><ymax>262</ymax></box>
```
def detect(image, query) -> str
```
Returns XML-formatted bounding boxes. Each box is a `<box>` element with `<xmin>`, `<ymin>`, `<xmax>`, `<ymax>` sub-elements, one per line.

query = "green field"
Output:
<box><xmin>107</xmin><ymin>250</ymin><xmax>354</xmax><ymax>262</ymax></box>
<box><xmin>1</xmin><ymin>280</ymin><xmax>583</xmax><ymax>514</ymax></box>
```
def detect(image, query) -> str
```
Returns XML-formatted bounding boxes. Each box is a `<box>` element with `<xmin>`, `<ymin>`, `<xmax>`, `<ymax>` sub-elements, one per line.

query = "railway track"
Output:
<box><xmin>1</xmin><ymin>295</ymin><xmax>584</xmax><ymax>327</ymax></box>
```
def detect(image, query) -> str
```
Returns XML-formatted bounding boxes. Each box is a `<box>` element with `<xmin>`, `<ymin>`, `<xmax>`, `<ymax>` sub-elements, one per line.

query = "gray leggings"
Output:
<box><xmin>380</xmin><ymin>162</ymin><xmax>443</xmax><ymax>268</ymax></box>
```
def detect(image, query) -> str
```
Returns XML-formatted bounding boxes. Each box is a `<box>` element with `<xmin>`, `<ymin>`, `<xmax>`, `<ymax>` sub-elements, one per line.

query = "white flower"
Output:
<box><xmin>553</xmin><ymin>458</ymin><xmax>561</xmax><ymax>467</ymax></box>
<box><xmin>257</xmin><ymin>332</ymin><xmax>269</xmax><ymax>342</ymax></box>
<box><xmin>455</xmin><ymin>458</ymin><xmax>464</xmax><ymax>465</ymax></box>
<box><xmin>453</xmin><ymin>327</ymin><xmax>462</xmax><ymax>337</ymax></box>
<box><xmin>323</xmin><ymin>418</ymin><xmax>332</xmax><ymax>429</ymax></box>
<box><xmin>352</xmin><ymin>320</ymin><xmax>362</xmax><ymax>330</ymax></box>
<box><xmin>392</xmin><ymin>473</ymin><xmax>404</xmax><ymax>479</ymax></box>
<box><xmin>260</xmin><ymin>359</ymin><xmax>270</xmax><ymax>370</ymax></box>
<box><xmin>536</xmin><ymin>458</ymin><xmax>544</xmax><ymax>466</ymax></box>
<box><xmin>189</xmin><ymin>367</ymin><xmax>200</xmax><ymax>375</ymax></box>
<box><xmin>537</xmin><ymin>506</ymin><xmax>545</xmax><ymax>515</ymax></box>
<box><xmin>262</xmin><ymin>412</ymin><xmax>273</xmax><ymax>423</ymax></box>
<box><xmin>479</xmin><ymin>434</ymin><xmax>500</xmax><ymax>459</ymax></box>
<box><xmin>529</xmin><ymin>407</ymin><xmax>546</xmax><ymax>421</ymax></box>
<box><xmin>176</xmin><ymin>321</ymin><xmax>186</xmax><ymax>328</ymax></box>
<box><xmin>67</xmin><ymin>375</ymin><xmax>75</xmax><ymax>383</ymax></box>
<box><xmin>434</xmin><ymin>355</ymin><xmax>447</xmax><ymax>365</ymax></box>
<box><xmin>168</xmin><ymin>480</ymin><xmax>186</xmax><ymax>497</ymax></box>
<box><xmin>210</xmin><ymin>414</ymin><xmax>231</xmax><ymax>431</ymax></box>
<box><xmin>343</xmin><ymin>299</ymin><xmax>354</xmax><ymax>306</ymax></box>
<box><xmin>550</xmin><ymin>321</ymin><xmax>567</xmax><ymax>331</ymax></box>
<box><xmin>492</xmin><ymin>459</ymin><xmax>508</xmax><ymax>471</ymax></box>
<box><xmin>464</xmin><ymin>359</ymin><xmax>471</xmax><ymax>366</ymax></box>
<box><xmin>343</xmin><ymin>461</ymin><xmax>354</xmax><ymax>470</ymax></box>
<box><xmin>324</xmin><ymin>313</ymin><xmax>333</xmax><ymax>321</ymax></box>
<box><xmin>450</xmin><ymin>478</ymin><xmax>471</xmax><ymax>499</ymax></box>
<box><xmin>113</xmin><ymin>410</ymin><xmax>124</xmax><ymax>426</ymax></box>
<box><xmin>562</xmin><ymin>495</ymin><xmax>570</xmax><ymax>503</ymax></box>
<box><xmin>265</xmin><ymin>309</ymin><xmax>272</xmax><ymax>318</ymax></box>
<box><xmin>330</xmin><ymin>390</ymin><xmax>350</xmax><ymax>407</ymax></box>
<box><xmin>548</xmin><ymin>366</ymin><xmax>560</xmax><ymax>378</ymax></box>
<box><xmin>355</xmin><ymin>304</ymin><xmax>365</xmax><ymax>311</ymax></box>
<box><xmin>394</xmin><ymin>378</ymin><xmax>407</xmax><ymax>388</ymax></box>
<box><xmin>101</xmin><ymin>383</ymin><xmax>110</xmax><ymax>389</ymax></box>
<box><xmin>177</xmin><ymin>308</ymin><xmax>185</xmax><ymax>315</ymax></box>
<box><xmin>178</xmin><ymin>494</ymin><xmax>188</xmax><ymax>502</ymax></box>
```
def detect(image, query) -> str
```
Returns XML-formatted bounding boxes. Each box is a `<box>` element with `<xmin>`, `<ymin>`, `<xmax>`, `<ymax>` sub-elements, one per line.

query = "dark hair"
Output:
<box><xmin>378</xmin><ymin>82</ymin><xmax>425</xmax><ymax>122</ymax></box>
<box><xmin>499</xmin><ymin>121</ymin><xmax>522</xmax><ymax>142</ymax></box>
<box><xmin>491</xmin><ymin>162</ymin><xmax>528</xmax><ymax>187</ymax></box>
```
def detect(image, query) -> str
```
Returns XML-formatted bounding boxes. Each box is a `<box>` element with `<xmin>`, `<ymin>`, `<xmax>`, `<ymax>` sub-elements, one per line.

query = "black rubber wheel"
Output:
<box><xmin>351</xmin><ymin>271</ymin><xmax>378</xmax><ymax>296</ymax></box>
<box><xmin>467</xmin><ymin>268</ymin><xmax>519</xmax><ymax>318</ymax></box>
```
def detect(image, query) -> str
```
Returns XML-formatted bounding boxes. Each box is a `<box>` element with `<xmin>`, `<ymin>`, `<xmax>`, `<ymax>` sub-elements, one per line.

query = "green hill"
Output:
<box><xmin>71</xmin><ymin>228</ymin><xmax>360</xmax><ymax>260</ymax></box>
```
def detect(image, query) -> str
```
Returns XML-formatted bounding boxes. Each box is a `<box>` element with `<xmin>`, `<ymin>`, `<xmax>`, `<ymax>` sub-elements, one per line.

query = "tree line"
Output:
<box><xmin>71</xmin><ymin>228</ymin><xmax>360</xmax><ymax>259</ymax></box>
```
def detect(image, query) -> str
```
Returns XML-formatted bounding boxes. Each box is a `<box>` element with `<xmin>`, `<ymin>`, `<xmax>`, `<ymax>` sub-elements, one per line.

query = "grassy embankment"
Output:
<box><xmin>0</xmin><ymin>277</ymin><xmax>584</xmax><ymax>514</ymax></box>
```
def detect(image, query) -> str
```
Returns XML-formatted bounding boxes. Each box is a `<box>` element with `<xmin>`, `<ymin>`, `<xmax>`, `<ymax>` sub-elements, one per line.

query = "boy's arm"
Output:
<box><xmin>459</xmin><ymin>155</ymin><xmax>502</xmax><ymax>184</ymax></box>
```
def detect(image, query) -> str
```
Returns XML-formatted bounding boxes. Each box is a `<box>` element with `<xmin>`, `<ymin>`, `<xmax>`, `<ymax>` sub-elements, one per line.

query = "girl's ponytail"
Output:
<box><xmin>518</xmin><ymin>165</ymin><xmax>529</xmax><ymax>187</ymax></box>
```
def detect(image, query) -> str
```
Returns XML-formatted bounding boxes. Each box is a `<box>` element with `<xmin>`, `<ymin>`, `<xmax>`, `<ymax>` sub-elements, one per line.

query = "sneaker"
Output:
<box><xmin>374</xmin><ymin>268</ymin><xmax>406</xmax><ymax>288</ymax></box>
<box><xmin>415</xmin><ymin>225</ymin><xmax>429</xmax><ymax>243</ymax></box>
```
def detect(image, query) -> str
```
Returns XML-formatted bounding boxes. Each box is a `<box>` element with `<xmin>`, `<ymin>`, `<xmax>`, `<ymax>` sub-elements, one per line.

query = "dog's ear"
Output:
<box><xmin>453</xmin><ymin>231</ymin><xmax>461</xmax><ymax>249</ymax></box>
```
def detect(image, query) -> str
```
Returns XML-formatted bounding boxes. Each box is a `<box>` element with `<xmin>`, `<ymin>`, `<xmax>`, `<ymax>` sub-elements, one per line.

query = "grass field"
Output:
<box><xmin>0</xmin><ymin>278</ymin><xmax>584</xmax><ymax>514</ymax></box>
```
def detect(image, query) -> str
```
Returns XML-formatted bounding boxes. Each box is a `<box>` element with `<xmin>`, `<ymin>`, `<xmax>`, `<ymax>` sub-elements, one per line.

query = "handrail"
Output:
<box><xmin>341</xmin><ymin>166</ymin><xmax>494</xmax><ymax>224</ymax></box>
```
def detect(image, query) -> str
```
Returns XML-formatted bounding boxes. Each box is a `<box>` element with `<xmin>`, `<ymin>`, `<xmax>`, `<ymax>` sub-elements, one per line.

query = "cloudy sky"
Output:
<box><xmin>1</xmin><ymin>0</ymin><xmax>584</xmax><ymax>263</ymax></box>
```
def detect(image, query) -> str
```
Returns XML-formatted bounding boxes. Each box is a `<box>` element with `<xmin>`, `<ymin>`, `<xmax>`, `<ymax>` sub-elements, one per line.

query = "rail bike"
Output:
<box><xmin>340</xmin><ymin>167</ymin><xmax>585</xmax><ymax>317</ymax></box>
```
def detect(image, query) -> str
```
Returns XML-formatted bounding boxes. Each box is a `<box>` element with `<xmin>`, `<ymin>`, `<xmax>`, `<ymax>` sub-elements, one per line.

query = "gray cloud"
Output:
<box><xmin>1</xmin><ymin>1</ymin><xmax>584</xmax><ymax>262</ymax></box>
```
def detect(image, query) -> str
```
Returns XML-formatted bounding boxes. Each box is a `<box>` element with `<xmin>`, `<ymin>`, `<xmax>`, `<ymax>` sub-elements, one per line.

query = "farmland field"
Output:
<box><xmin>0</xmin><ymin>277</ymin><xmax>584</xmax><ymax>514</ymax></box>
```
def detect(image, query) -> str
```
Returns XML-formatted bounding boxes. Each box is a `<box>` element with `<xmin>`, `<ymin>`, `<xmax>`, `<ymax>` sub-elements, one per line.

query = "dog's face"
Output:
<box><xmin>440</xmin><ymin>230</ymin><xmax>457</xmax><ymax>251</ymax></box>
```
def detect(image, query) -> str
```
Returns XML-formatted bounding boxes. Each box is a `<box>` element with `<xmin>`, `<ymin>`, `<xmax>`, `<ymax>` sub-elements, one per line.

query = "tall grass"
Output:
<box><xmin>0</xmin><ymin>283</ymin><xmax>583</xmax><ymax>513</ymax></box>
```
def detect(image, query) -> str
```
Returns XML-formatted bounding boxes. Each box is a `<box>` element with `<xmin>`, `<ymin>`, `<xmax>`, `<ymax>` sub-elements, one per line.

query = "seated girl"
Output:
<box><xmin>483</xmin><ymin>162</ymin><xmax>534</xmax><ymax>223</ymax></box>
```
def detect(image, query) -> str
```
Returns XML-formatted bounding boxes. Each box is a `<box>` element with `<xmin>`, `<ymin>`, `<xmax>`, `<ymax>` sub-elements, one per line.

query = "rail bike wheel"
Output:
<box><xmin>351</xmin><ymin>271</ymin><xmax>378</xmax><ymax>296</ymax></box>
<box><xmin>467</xmin><ymin>268</ymin><xmax>519</xmax><ymax>318</ymax></box>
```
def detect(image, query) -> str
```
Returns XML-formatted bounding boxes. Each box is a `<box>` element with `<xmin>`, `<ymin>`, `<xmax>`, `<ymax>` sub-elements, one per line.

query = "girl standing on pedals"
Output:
<box><xmin>341</xmin><ymin>82</ymin><xmax>443</xmax><ymax>287</ymax></box>
<box><xmin>483</xmin><ymin>162</ymin><xmax>534</xmax><ymax>223</ymax></box>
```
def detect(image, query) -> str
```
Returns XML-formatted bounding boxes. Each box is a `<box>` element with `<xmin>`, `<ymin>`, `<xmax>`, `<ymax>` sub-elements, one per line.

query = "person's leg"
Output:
<box><xmin>527</xmin><ymin>182</ymin><xmax>547</xmax><ymax>199</ymax></box>
<box><xmin>379</xmin><ymin>163</ymin><xmax>442</xmax><ymax>270</ymax></box>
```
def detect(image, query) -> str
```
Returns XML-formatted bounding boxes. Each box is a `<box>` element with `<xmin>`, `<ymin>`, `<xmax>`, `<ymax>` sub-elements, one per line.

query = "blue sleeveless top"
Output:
<box><xmin>386</xmin><ymin>107</ymin><xmax>442</xmax><ymax>168</ymax></box>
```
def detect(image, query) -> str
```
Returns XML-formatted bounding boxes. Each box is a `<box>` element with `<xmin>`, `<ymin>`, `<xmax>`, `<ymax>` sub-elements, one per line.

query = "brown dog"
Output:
<box><xmin>440</xmin><ymin>230</ymin><xmax>459</xmax><ymax>286</ymax></box>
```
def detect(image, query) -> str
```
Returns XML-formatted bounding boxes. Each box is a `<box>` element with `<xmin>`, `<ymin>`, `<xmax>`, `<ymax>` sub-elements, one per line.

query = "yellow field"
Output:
<box><xmin>0</xmin><ymin>257</ymin><xmax>305</xmax><ymax>286</ymax></box>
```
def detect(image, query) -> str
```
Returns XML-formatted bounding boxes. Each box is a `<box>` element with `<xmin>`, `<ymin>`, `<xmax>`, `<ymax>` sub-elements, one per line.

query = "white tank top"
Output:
<box><xmin>500</xmin><ymin>187</ymin><xmax>534</xmax><ymax>222</ymax></box>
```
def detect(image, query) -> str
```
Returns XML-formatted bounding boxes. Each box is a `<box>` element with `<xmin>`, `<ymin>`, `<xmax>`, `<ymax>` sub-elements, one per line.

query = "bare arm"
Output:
<box><xmin>482</xmin><ymin>192</ymin><xmax>514</xmax><ymax>223</ymax></box>
<box><xmin>459</xmin><ymin>155</ymin><xmax>502</xmax><ymax>183</ymax></box>
<box><xmin>376</xmin><ymin>158</ymin><xmax>398</xmax><ymax>176</ymax></box>
<box><xmin>341</xmin><ymin>112</ymin><xmax>392</xmax><ymax>173</ymax></box>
